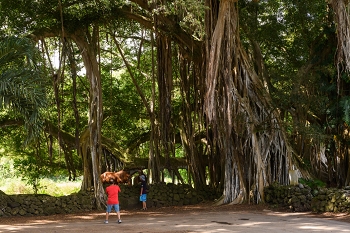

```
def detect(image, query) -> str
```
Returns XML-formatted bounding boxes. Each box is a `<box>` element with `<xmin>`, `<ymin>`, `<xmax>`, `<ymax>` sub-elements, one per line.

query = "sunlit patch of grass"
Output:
<box><xmin>0</xmin><ymin>176</ymin><xmax>82</xmax><ymax>196</ymax></box>
<box><xmin>0</xmin><ymin>177</ymin><xmax>32</xmax><ymax>194</ymax></box>
<box><xmin>38</xmin><ymin>177</ymin><xmax>82</xmax><ymax>196</ymax></box>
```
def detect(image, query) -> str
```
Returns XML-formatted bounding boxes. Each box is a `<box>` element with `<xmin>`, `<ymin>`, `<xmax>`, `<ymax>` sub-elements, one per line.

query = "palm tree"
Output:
<box><xmin>0</xmin><ymin>36</ymin><xmax>47</xmax><ymax>143</ymax></box>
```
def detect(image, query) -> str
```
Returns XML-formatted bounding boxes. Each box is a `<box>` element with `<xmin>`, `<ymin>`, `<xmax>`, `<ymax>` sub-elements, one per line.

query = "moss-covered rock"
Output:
<box><xmin>265</xmin><ymin>183</ymin><xmax>350</xmax><ymax>213</ymax></box>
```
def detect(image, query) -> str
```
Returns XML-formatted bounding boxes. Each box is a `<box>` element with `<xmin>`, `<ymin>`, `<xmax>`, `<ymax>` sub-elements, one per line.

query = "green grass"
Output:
<box><xmin>298</xmin><ymin>178</ymin><xmax>326</xmax><ymax>190</ymax></box>
<box><xmin>0</xmin><ymin>157</ymin><xmax>82</xmax><ymax>196</ymax></box>
<box><xmin>0</xmin><ymin>176</ymin><xmax>82</xmax><ymax>196</ymax></box>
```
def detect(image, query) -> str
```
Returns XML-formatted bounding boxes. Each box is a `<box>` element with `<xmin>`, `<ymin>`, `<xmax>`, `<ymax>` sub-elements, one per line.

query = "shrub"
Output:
<box><xmin>299</xmin><ymin>178</ymin><xmax>325</xmax><ymax>190</ymax></box>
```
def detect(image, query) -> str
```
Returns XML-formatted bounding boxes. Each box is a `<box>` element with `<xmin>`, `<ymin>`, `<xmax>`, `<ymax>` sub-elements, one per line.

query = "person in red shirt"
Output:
<box><xmin>105</xmin><ymin>178</ymin><xmax>122</xmax><ymax>224</ymax></box>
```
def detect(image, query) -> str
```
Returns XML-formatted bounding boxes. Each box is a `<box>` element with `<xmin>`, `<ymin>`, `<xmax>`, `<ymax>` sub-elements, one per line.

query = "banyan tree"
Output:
<box><xmin>203</xmin><ymin>0</ymin><xmax>291</xmax><ymax>204</ymax></box>
<box><xmin>4</xmin><ymin>0</ymin><xmax>350</xmax><ymax>208</ymax></box>
<box><xmin>129</xmin><ymin>0</ymin><xmax>293</xmax><ymax>204</ymax></box>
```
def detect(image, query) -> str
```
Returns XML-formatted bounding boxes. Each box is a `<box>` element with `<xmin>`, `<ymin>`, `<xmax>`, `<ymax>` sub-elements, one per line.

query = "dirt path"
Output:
<box><xmin>1</xmin><ymin>203</ymin><xmax>350</xmax><ymax>233</ymax></box>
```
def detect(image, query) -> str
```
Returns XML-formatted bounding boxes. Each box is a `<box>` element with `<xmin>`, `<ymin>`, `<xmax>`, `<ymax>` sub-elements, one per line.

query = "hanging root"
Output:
<box><xmin>332</xmin><ymin>0</ymin><xmax>350</xmax><ymax>72</ymax></box>
<box><xmin>213</xmin><ymin>192</ymin><xmax>245</xmax><ymax>206</ymax></box>
<box><xmin>213</xmin><ymin>195</ymin><xmax>225</xmax><ymax>206</ymax></box>
<box><xmin>228</xmin><ymin>193</ymin><xmax>244</xmax><ymax>205</ymax></box>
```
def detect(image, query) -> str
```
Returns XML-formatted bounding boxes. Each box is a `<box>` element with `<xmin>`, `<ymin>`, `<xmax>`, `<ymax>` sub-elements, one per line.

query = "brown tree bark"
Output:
<box><xmin>149</xmin><ymin>31</ymin><xmax>162</xmax><ymax>183</ymax></box>
<box><xmin>157</xmin><ymin>34</ymin><xmax>174</xmax><ymax>169</ymax></box>
<box><xmin>331</xmin><ymin>0</ymin><xmax>350</xmax><ymax>73</ymax></box>
<box><xmin>178</xmin><ymin>46</ymin><xmax>207</xmax><ymax>188</ymax></box>
<box><xmin>205</xmin><ymin>0</ymin><xmax>290</xmax><ymax>204</ymax></box>
<box><xmin>71</xmin><ymin>26</ymin><xmax>105</xmax><ymax>209</ymax></box>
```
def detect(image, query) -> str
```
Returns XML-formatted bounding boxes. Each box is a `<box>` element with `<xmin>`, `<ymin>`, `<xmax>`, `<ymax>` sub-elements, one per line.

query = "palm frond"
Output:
<box><xmin>0</xmin><ymin>36</ymin><xmax>48</xmax><ymax>144</ymax></box>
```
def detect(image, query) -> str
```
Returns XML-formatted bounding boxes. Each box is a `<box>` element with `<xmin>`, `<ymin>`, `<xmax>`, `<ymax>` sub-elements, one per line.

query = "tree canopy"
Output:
<box><xmin>0</xmin><ymin>0</ymin><xmax>350</xmax><ymax>208</ymax></box>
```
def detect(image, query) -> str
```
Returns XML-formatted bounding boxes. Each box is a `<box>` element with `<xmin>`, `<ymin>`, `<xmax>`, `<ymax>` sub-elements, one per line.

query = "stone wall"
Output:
<box><xmin>0</xmin><ymin>183</ymin><xmax>220</xmax><ymax>217</ymax></box>
<box><xmin>120</xmin><ymin>183</ymin><xmax>220</xmax><ymax>209</ymax></box>
<box><xmin>264</xmin><ymin>183</ymin><xmax>350</xmax><ymax>213</ymax></box>
<box><xmin>0</xmin><ymin>190</ymin><xmax>94</xmax><ymax>217</ymax></box>
<box><xmin>264</xmin><ymin>183</ymin><xmax>313</xmax><ymax>211</ymax></box>
<box><xmin>311</xmin><ymin>188</ymin><xmax>350</xmax><ymax>212</ymax></box>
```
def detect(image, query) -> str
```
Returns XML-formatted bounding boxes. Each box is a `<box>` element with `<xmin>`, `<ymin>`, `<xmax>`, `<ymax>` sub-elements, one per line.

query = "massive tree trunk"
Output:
<box><xmin>205</xmin><ymin>0</ymin><xmax>290</xmax><ymax>204</ymax></box>
<box><xmin>149</xmin><ymin>31</ymin><xmax>162</xmax><ymax>183</ymax></box>
<box><xmin>178</xmin><ymin>46</ymin><xmax>207</xmax><ymax>188</ymax></box>
<box><xmin>157</xmin><ymin>34</ymin><xmax>174</xmax><ymax>169</ymax></box>
<box><xmin>71</xmin><ymin>26</ymin><xmax>105</xmax><ymax>209</ymax></box>
<box><xmin>330</xmin><ymin>0</ymin><xmax>350</xmax><ymax>187</ymax></box>
<box><xmin>331</xmin><ymin>0</ymin><xmax>350</xmax><ymax>73</ymax></box>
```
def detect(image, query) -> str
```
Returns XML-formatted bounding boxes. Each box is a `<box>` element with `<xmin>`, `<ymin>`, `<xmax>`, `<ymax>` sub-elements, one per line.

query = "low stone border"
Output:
<box><xmin>0</xmin><ymin>183</ymin><xmax>220</xmax><ymax>217</ymax></box>
<box><xmin>264</xmin><ymin>183</ymin><xmax>350</xmax><ymax>213</ymax></box>
<box><xmin>0</xmin><ymin>190</ymin><xmax>94</xmax><ymax>217</ymax></box>
<box><xmin>311</xmin><ymin>188</ymin><xmax>350</xmax><ymax>212</ymax></box>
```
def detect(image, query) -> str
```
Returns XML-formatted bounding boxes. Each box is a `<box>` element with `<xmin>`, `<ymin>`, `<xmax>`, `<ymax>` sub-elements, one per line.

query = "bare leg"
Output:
<box><xmin>105</xmin><ymin>212</ymin><xmax>109</xmax><ymax>221</ymax></box>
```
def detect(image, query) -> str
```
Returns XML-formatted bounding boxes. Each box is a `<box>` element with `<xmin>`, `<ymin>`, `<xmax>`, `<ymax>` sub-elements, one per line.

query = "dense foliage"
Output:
<box><xmin>0</xmin><ymin>0</ymin><xmax>349</xmax><ymax>206</ymax></box>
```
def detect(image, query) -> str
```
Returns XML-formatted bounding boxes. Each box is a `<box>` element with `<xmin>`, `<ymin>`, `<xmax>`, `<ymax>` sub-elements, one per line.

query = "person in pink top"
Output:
<box><xmin>104</xmin><ymin>178</ymin><xmax>122</xmax><ymax>224</ymax></box>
